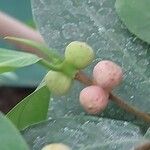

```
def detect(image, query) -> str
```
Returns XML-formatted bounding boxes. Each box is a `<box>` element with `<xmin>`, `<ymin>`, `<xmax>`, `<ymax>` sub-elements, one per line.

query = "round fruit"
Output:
<box><xmin>93</xmin><ymin>60</ymin><xmax>123</xmax><ymax>90</ymax></box>
<box><xmin>65</xmin><ymin>41</ymin><xmax>94</xmax><ymax>69</ymax></box>
<box><xmin>79</xmin><ymin>85</ymin><xmax>109</xmax><ymax>114</ymax></box>
<box><xmin>41</xmin><ymin>143</ymin><xmax>71</xmax><ymax>150</ymax></box>
<box><xmin>45</xmin><ymin>71</ymin><xmax>72</xmax><ymax>95</ymax></box>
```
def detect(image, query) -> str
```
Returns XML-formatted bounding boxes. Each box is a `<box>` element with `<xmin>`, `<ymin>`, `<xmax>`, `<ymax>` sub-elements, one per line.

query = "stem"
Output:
<box><xmin>75</xmin><ymin>71</ymin><xmax>150</xmax><ymax>123</ymax></box>
<box><xmin>58</xmin><ymin>60</ymin><xmax>78</xmax><ymax>78</ymax></box>
<box><xmin>110</xmin><ymin>94</ymin><xmax>150</xmax><ymax>123</ymax></box>
<box><xmin>39</xmin><ymin>59</ymin><xmax>61</xmax><ymax>72</ymax></box>
<box><xmin>39</xmin><ymin>59</ymin><xmax>77</xmax><ymax>79</ymax></box>
<box><xmin>4</xmin><ymin>36</ymin><xmax>62</xmax><ymax>63</ymax></box>
<box><xmin>75</xmin><ymin>71</ymin><xmax>94</xmax><ymax>85</ymax></box>
<box><xmin>134</xmin><ymin>142</ymin><xmax>150</xmax><ymax>150</ymax></box>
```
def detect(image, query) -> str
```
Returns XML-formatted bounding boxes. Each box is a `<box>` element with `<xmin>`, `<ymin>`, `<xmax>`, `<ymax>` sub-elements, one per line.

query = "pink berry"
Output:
<box><xmin>79</xmin><ymin>85</ymin><xmax>109</xmax><ymax>114</ymax></box>
<box><xmin>93</xmin><ymin>60</ymin><xmax>123</xmax><ymax>90</ymax></box>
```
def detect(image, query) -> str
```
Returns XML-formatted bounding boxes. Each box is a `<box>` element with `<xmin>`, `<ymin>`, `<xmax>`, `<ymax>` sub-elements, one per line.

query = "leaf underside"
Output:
<box><xmin>32</xmin><ymin>0</ymin><xmax>150</xmax><ymax>122</ymax></box>
<box><xmin>21</xmin><ymin>0</ymin><xmax>150</xmax><ymax>149</ymax></box>
<box><xmin>22</xmin><ymin>116</ymin><xmax>148</xmax><ymax>150</ymax></box>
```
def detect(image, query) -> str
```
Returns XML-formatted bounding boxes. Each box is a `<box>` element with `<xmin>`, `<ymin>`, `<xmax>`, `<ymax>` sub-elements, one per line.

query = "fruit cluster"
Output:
<box><xmin>45</xmin><ymin>41</ymin><xmax>123</xmax><ymax>115</ymax></box>
<box><xmin>80</xmin><ymin>60</ymin><xmax>123</xmax><ymax>114</ymax></box>
<box><xmin>45</xmin><ymin>41</ymin><xmax>94</xmax><ymax>95</ymax></box>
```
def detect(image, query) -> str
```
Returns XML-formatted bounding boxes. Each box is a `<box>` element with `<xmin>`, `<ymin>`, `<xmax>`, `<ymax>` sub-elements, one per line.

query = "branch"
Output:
<box><xmin>75</xmin><ymin>71</ymin><xmax>150</xmax><ymax>123</ymax></box>
<box><xmin>134</xmin><ymin>142</ymin><xmax>150</xmax><ymax>150</ymax></box>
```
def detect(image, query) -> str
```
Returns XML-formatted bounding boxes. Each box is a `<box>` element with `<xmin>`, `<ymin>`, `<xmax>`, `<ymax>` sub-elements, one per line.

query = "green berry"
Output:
<box><xmin>42</xmin><ymin>143</ymin><xmax>71</xmax><ymax>150</ymax></box>
<box><xmin>65</xmin><ymin>41</ymin><xmax>94</xmax><ymax>69</ymax></box>
<box><xmin>45</xmin><ymin>71</ymin><xmax>72</xmax><ymax>95</ymax></box>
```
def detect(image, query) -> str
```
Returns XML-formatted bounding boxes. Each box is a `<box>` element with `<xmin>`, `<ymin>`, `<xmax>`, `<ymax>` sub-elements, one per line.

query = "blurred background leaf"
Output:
<box><xmin>115</xmin><ymin>0</ymin><xmax>150</xmax><ymax>44</ymax></box>
<box><xmin>0</xmin><ymin>48</ymin><xmax>41</xmax><ymax>73</ymax></box>
<box><xmin>0</xmin><ymin>0</ymin><xmax>46</xmax><ymax>87</ymax></box>
<box><xmin>0</xmin><ymin>112</ymin><xmax>29</xmax><ymax>150</ymax></box>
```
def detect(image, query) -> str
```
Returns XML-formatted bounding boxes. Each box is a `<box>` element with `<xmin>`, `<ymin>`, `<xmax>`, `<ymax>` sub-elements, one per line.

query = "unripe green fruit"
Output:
<box><xmin>65</xmin><ymin>41</ymin><xmax>94</xmax><ymax>69</ymax></box>
<box><xmin>45</xmin><ymin>71</ymin><xmax>72</xmax><ymax>95</ymax></box>
<box><xmin>41</xmin><ymin>143</ymin><xmax>71</xmax><ymax>150</ymax></box>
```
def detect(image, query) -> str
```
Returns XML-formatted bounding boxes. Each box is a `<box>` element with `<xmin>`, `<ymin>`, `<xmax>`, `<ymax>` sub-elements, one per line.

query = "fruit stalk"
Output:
<box><xmin>39</xmin><ymin>59</ymin><xmax>62</xmax><ymax>72</ymax></box>
<box><xmin>134</xmin><ymin>142</ymin><xmax>150</xmax><ymax>150</ymax></box>
<box><xmin>75</xmin><ymin>71</ymin><xmax>150</xmax><ymax>123</ymax></box>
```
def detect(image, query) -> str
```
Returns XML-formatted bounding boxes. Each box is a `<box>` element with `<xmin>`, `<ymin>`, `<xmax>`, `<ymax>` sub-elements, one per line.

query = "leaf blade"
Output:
<box><xmin>22</xmin><ymin>116</ymin><xmax>147</xmax><ymax>150</ymax></box>
<box><xmin>0</xmin><ymin>113</ymin><xmax>29</xmax><ymax>150</ymax></box>
<box><xmin>115</xmin><ymin>0</ymin><xmax>150</xmax><ymax>44</ymax></box>
<box><xmin>6</xmin><ymin>85</ymin><xmax>50</xmax><ymax>130</ymax></box>
<box><xmin>32</xmin><ymin>0</ymin><xmax>150</xmax><ymax>123</ymax></box>
<box><xmin>0</xmin><ymin>48</ymin><xmax>41</xmax><ymax>73</ymax></box>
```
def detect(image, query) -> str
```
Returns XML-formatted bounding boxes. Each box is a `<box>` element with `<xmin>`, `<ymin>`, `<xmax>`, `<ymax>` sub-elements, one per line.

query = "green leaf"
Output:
<box><xmin>6</xmin><ymin>85</ymin><xmax>50</xmax><ymax>130</ymax></box>
<box><xmin>0</xmin><ymin>65</ymin><xmax>47</xmax><ymax>87</ymax></box>
<box><xmin>22</xmin><ymin>116</ymin><xmax>147</xmax><ymax>150</ymax></box>
<box><xmin>0</xmin><ymin>48</ymin><xmax>41</xmax><ymax>73</ymax></box>
<box><xmin>32</xmin><ymin>0</ymin><xmax>150</xmax><ymax>123</ymax></box>
<box><xmin>115</xmin><ymin>0</ymin><xmax>150</xmax><ymax>44</ymax></box>
<box><xmin>0</xmin><ymin>112</ymin><xmax>29</xmax><ymax>150</ymax></box>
